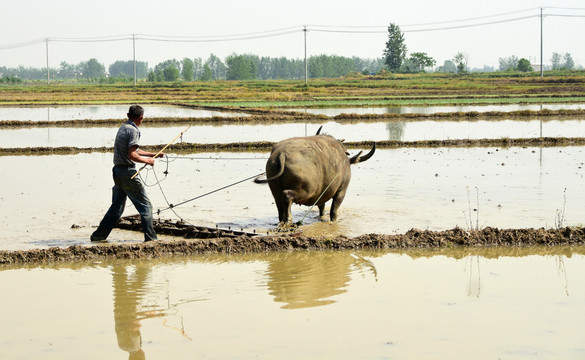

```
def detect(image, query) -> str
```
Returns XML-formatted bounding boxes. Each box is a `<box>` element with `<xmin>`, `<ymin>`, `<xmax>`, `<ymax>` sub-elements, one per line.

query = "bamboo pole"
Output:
<box><xmin>131</xmin><ymin>126</ymin><xmax>190</xmax><ymax>179</ymax></box>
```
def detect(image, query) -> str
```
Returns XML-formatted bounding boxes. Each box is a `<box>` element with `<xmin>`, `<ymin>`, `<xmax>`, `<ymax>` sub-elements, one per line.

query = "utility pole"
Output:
<box><xmin>45</xmin><ymin>38</ymin><xmax>50</xmax><ymax>85</ymax></box>
<box><xmin>540</xmin><ymin>7</ymin><xmax>544</xmax><ymax>78</ymax></box>
<box><xmin>133</xmin><ymin>34</ymin><xmax>137</xmax><ymax>86</ymax></box>
<box><xmin>304</xmin><ymin>25</ymin><xmax>308</xmax><ymax>84</ymax></box>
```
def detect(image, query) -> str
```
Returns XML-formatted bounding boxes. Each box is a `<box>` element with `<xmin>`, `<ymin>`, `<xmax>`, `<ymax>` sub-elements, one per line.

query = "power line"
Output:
<box><xmin>1</xmin><ymin>8</ymin><xmax>583</xmax><ymax>50</ymax></box>
<box><xmin>136</xmin><ymin>28</ymin><xmax>301</xmax><ymax>43</ymax></box>
<box><xmin>0</xmin><ymin>38</ymin><xmax>45</xmax><ymax>50</ymax></box>
<box><xmin>399</xmin><ymin>7</ymin><xmax>542</xmax><ymax>27</ymax></box>
<box><xmin>136</xmin><ymin>26</ymin><xmax>301</xmax><ymax>40</ymax></box>
<box><xmin>402</xmin><ymin>15</ymin><xmax>539</xmax><ymax>33</ymax></box>
<box><xmin>50</xmin><ymin>35</ymin><xmax>132</xmax><ymax>43</ymax></box>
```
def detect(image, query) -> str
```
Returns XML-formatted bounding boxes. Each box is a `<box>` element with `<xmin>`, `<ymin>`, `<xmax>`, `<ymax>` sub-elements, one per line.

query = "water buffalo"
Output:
<box><xmin>255</xmin><ymin>127</ymin><xmax>375</xmax><ymax>224</ymax></box>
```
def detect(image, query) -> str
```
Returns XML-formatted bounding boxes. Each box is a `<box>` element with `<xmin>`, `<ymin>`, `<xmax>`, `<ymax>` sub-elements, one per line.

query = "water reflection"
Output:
<box><xmin>112</xmin><ymin>264</ymin><xmax>161</xmax><ymax>359</ymax></box>
<box><xmin>296</xmin><ymin>103</ymin><xmax>585</xmax><ymax>116</ymax></box>
<box><xmin>0</xmin><ymin>105</ymin><xmax>246</xmax><ymax>122</ymax></box>
<box><xmin>386</xmin><ymin>121</ymin><xmax>405</xmax><ymax>141</ymax></box>
<box><xmin>265</xmin><ymin>252</ymin><xmax>355</xmax><ymax>309</ymax></box>
<box><xmin>465</xmin><ymin>255</ymin><xmax>481</xmax><ymax>298</ymax></box>
<box><xmin>1</xmin><ymin>247</ymin><xmax>584</xmax><ymax>359</ymax></box>
<box><xmin>4</xmin><ymin>118</ymin><xmax>585</xmax><ymax>148</ymax></box>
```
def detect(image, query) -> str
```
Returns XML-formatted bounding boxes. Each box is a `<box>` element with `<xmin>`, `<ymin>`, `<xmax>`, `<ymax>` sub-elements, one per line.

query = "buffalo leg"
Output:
<box><xmin>329</xmin><ymin>191</ymin><xmax>347</xmax><ymax>221</ymax></box>
<box><xmin>318</xmin><ymin>204</ymin><xmax>326</xmax><ymax>220</ymax></box>
<box><xmin>281</xmin><ymin>190</ymin><xmax>295</xmax><ymax>224</ymax></box>
<box><xmin>274</xmin><ymin>196</ymin><xmax>286</xmax><ymax>223</ymax></box>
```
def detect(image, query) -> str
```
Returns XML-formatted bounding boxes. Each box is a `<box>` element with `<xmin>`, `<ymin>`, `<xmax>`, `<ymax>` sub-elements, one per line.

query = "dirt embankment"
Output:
<box><xmin>1</xmin><ymin>226</ymin><xmax>584</xmax><ymax>265</ymax></box>
<box><xmin>2</xmin><ymin>137</ymin><xmax>585</xmax><ymax>156</ymax></box>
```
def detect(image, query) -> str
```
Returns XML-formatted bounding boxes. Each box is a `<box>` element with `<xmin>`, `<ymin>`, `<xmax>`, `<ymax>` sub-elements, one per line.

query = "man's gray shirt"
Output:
<box><xmin>113</xmin><ymin>119</ymin><xmax>140</xmax><ymax>166</ymax></box>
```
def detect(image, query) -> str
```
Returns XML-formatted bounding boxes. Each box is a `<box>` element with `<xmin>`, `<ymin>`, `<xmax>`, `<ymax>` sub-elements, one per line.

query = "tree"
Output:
<box><xmin>58</xmin><ymin>61</ymin><xmax>77</xmax><ymax>79</ymax></box>
<box><xmin>108</xmin><ymin>60</ymin><xmax>148</xmax><ymax>78</ymax></box>
<box><xmin>438</xmin><ymin>60</ymin><xmax>457</xmax><ymax>73</ymax></box>
<box><xmin>563</xmin><ymin>53</ymin><xmax>575</xmax><ymax>70</ymax></box>
<box><xmin>405</xmin><ymin>52</ymin><xmax>436</xmax><ymax>73</ymax></box>
<box><xmin>181</xmin><ymin>58</ymin><xmax>194</xmax><ymax>81</ymax></box>
<box><xmin>154</xmin><ymin>59</ymin><xmax>181</xmax><ymax>73</ymax></box>
<box><xmin>200</xmin><ymin>64</ymin><xmax>213</xmax><ymax>81</ymax></box>
<box><xmin>192</xmin><ymin>57</ymin><xmax>203</xmax><ymax>80</ymax></box>
<box><xmin>79</xmin><ymin>58</ymin><xmax>105</xmax><ymax>79</ymax></box>
<box><xmin>453</xmin><ymin>52</ymin><xmax>467</xmax><ymax>74</ymax></box>
<box><xmin>498</xmin><ymin>55</ymin><xmax>519</xmax><ymax>71</ymax></box>
<box><xmin>226</xmin><ymin>53</ymin><xmax>257</xmax><ymax>80</ymax></box>
<box><xmin>383</xmin><ymin>23</ymin><xmax>407</xmax><ymax>72</ymax></box>
<box><xmin>517</xmin><ymin>58</ymin><xmax>533</xmax><ymax>72</ymax></box>
<box><xmin>551</xmin><ymin>52</ymin><xmax>562</xmax><ymax>70</ymax></box>
<box><xmin>398</xmin><ymin>58</ymin><xmax>417</xmax><ymax>73</ymax></box>
<box><xmin>163</xmin><ymin>65</ymin><xmax>180</xmax><ymax>81</ymax></box>
<box><xmin>205</xmin><ymin>54</ymin><xmax>227</xmax><ymax>80</ymax></box>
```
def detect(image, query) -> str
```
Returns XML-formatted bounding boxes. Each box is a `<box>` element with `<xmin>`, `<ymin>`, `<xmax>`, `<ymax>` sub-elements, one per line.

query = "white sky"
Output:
<box><xmin>1</xmin><ymin>0</ymin><xmax>584</xmax><ymax>70</ymax></box>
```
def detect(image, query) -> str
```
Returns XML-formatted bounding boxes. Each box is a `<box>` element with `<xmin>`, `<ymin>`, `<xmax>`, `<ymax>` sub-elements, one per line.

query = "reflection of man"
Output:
<box><xmin>112</xmin><ymin>264</ymin><xmax>150</xmax><ymax>360</ymax></box>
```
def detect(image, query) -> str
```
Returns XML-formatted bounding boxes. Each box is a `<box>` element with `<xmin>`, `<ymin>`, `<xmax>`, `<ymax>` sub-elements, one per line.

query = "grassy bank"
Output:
<box><xmin>1</xmin><ymin>72</ymin><xmax>585</xmax><ymax>108</ymax></box>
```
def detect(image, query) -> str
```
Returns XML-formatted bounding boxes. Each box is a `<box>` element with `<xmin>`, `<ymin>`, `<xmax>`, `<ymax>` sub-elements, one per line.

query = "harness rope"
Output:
<box><xmin>143</xmin><ymin>154</ymin><xmax>345</xmax><ymax>229</ymax></box>
<box><xmin>298</xmin><ymin>171</ymin><xmax>341</xmax><ymax>225</ymax></box>
<box><xmin>155</xmin><ymin>171</ymin><xmax>266</xmax><ymax>216</ymax></box>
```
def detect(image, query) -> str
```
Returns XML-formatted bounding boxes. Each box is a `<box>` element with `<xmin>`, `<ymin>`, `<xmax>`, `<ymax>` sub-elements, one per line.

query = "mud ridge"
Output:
<box><xmin>1</xmin><ymin>226</ymin><xmax>584</xmax><ymax>265</ymax></box>
<box><xmin>2</xmin><ymin>109</ymin><xmax>585</xmax><ymax>129</ymax></box>
<box><xmin>3</xmin><ymin>137</ymin><xmax>585</xmax><ymax>156</ymax></box>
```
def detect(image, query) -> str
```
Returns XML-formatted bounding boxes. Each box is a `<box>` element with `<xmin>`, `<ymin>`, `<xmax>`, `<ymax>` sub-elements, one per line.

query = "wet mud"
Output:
<box><xmin>3</xmin><ymin>136</ymin><xmax>585</xmax><ymax>156</ymax></box>
<box><xmin>1</xmin><ymin>226</ymin><xmax>584</xmax><ymax>265</ymax></box>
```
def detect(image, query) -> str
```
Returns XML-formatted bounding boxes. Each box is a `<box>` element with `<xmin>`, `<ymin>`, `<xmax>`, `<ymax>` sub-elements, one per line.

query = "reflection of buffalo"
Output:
<box><xmin>266</xmin><ymin>251</ymin><xmax>379</xmax><ymax>309</ymax></box>
<box><xmin>255</xmin><ymin>127</ymin><xmax>375</xmax><ymax>224</ymax></box>
<box><xmin>266</xmin><ymin>252</ymin><xmax>355</xmax><ymax>309</ymax></box>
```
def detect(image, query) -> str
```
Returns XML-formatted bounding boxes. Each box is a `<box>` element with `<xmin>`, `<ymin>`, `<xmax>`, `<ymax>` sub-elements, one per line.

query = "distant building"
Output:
<box><xmin>531</xmin><ymin>64</ymin><xmax>543</xmax><ymax>72</ymax></box>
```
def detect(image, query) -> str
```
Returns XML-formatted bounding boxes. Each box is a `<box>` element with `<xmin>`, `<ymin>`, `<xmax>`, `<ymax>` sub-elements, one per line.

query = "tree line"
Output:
<box><xmin>0</xmin><ymin>54</ymin><xmax>386</xmax><ymax>83</ymax></box>
<box><xmin>383</xmin><ymin>23</ymin><xmax>578</xmax><ymax>74</ymax></box>
<box><xmin>1</xmin><ymin>25</ymin><xmax>580</xmax><ymax>84</ymax></box>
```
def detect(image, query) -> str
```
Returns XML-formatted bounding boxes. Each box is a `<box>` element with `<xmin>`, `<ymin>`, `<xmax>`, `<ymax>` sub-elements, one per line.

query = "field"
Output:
<box><xmin>2</xmin><ymin>72</ymin><xmax>585</xmax><ymax>257</ymax></box>
<box><xmin>2</xmin><ymin>74</ymin><xmax>585</xmax><ymax>360</ymax></box>
<box><xmin>2</xmin><ymin>72</ymin><xmax>585</xmax><ymax>107</ymax></box>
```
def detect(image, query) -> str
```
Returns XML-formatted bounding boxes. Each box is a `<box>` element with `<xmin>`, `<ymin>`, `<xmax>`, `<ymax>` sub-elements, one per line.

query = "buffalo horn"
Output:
<box><xmin>350</xmin><ymin>143</ymin><xmax>376</xmax><ymax>164</ymax></box>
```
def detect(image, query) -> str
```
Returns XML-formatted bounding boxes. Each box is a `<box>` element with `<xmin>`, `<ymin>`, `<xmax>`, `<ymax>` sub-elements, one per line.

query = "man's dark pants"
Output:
<box><xmin>91</xmin><ymin>165</ymin><xmax>157</xmax><ymax>242</ymax></box>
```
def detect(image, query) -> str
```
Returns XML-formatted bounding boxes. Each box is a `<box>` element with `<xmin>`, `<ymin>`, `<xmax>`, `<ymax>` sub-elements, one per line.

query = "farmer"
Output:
<box><xmin>91</xmin><ymin>105</ymin><xmax>163</xmax><ymax>242</ymax></box>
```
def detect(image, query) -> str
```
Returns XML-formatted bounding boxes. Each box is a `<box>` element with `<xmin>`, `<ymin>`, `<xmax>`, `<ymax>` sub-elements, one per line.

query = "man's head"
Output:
<box><xmin>128</xmin><ymin>105</ymin><xmax>144</xmax><ymax>126</ymax></box>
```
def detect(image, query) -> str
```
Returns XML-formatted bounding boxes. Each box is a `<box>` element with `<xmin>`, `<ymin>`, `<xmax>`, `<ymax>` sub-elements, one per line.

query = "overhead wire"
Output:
<box><xmin>2</xmin><ymin>7</ymin><xmax>584</xmax><ymax>50</ymax></box>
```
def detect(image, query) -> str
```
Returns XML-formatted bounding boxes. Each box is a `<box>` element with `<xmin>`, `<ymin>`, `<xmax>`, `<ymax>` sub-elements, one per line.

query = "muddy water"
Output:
<box><xmin>1</xmin><ymin>146</ymin><xmax>583</xmax><ymax>251</ymax></box>
<box><xmin>297</xmin><ymin>103</ymin><xmax>585</xmax><ymax>116</ymax></box>
<box><xmin>3</xmin><ymin>119</ymin><xmax>585</xmax><ymax>148</ymax></box>
<box><xmin>0</xmin><ymin>105</ymin><xmax>245</xmax><ymax>121</ymax></box>
<box><xmin>1</xmin><ymin>248</ymin><xmax>584</xmax><ymax>359</ymax></box>
<box><xmin>2</xmin><ymin>104</ymin><xmax>583</xmax><ymax>122</ymax></box>
<box><xmin>2</xmin><ymin>105</ymin><xmax>585</xmax><ymax>360</ymax></box>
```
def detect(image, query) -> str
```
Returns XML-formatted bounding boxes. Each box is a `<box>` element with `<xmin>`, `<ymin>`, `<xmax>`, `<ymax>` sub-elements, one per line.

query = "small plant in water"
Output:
<box><xmin>464</xmin><ymin>186</ymin><xmax>480</xmax><ymax>231</ymax></box>
<box><xmin>555</xmin><ymin>188</ymin><xmax>567</xmax><ymax>229</ymax></box>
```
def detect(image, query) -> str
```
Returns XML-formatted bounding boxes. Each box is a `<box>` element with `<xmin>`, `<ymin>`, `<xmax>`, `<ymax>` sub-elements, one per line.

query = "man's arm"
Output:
<box><xmin>128</xmin><ymin>145</ymin><xmax>155</xmax><ymax>166</ymax></box>
<box><xmin>137</xmin><ymin>148</ymin><xmax>165</xmax><ymax>158</ymax></box>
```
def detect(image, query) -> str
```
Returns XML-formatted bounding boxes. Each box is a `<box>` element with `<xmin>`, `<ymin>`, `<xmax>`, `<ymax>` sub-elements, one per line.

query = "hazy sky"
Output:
<box><xmin>1</xmin><ymin>0</ymin><xmax>584</xmax><ymax>70</ymax></box>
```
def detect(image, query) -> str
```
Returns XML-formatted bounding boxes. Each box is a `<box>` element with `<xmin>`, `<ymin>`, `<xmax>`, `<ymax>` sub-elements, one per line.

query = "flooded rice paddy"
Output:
<box><xmin>1</xmin><ymin>249</ymin><xmax>584</xmax><ymax>359</ymax></box>
<box><xmin>1</xmin><ymin>146</ymin><xmax>584</xmax><ymax>250</ymax></box>
<box><xmin>3</xmin><ymin>119</ymin><xmax>585</xmax><ymax>148</ymax></box>
<box><xmin>2</xmin><ymin>105</ymin><xmax>585</xmax><ymax>359</ymax></box>
<box><xmin>296</xmin><ymin>103</ymin><xmax>585</xmax><ymax>116</ymax></box>
<box><xmin>0</xmin><ymin>104</ymin><xmax>245</xmax><ymax>122</ymax></box>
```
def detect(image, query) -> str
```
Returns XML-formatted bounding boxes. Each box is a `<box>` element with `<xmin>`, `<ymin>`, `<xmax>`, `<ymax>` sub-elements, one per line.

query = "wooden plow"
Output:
<box><xmin>114</xmin><ymin>215</ymin><xmax>260</xmax><ymax>239</ymax></box>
